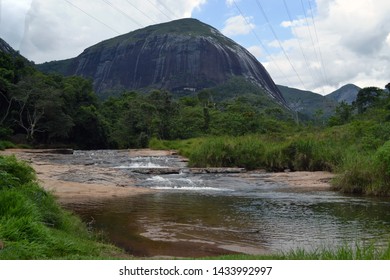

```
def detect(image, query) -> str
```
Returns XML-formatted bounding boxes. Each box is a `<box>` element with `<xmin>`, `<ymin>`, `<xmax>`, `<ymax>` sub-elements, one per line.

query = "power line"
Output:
<box><xmin>64</xmin><ymin>0</ymin><xmax>120</xmax><ymax>35</ymax></box>
<box><xmin>300</xmin><ymin>0</ymin><xmax>323</xmax><ymax>84</ymax></box>
<box><xmin>124</xmin><ymin>0</ymin><xmax>157</xmax><ymax>24</ymax></box>
<box><xmin>282</xmin><ymin>0</ymin><xmax>320</xmax><ymax>91</ymax></box>
<box><xmin>307</xmin><ymin>0</ymin><xmax>330</xmax><ymax>87</ymax></box>
<box><xmin>231</xmin><ymin>0</ymin><xmax>292</xmax><ymax>85</ymax></box>
<box><xmin>145</xmin><ymin>0</ymin><xmax>172</xmax><ymax>21</ymax></box>
<box><xmin>155</xmin><ymin>0</ymin><xmax>180</xmax><ymax>19</ymax></box>
<box><xmin>255</xmin><ymin>0</ymin><xmax>306</xmax><ymax>89</ymax></box>
<box><xmin>100</xmin><ymin>0</ymin><xmax>143</xmax><ymax>28</ymax></box>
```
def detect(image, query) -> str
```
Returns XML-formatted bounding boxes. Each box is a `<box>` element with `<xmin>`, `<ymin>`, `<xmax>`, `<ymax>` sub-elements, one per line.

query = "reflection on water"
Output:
<box><xmin>63</xmin><ymin>151</ymin><xmax>390</xmax><ymax>257</ymax></box>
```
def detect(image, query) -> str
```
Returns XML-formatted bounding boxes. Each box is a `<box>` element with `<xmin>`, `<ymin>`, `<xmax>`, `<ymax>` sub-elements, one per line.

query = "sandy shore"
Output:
<box><xmin>258</xmin><ymin>171</ymin><xmax>334</xmax><ymax>191</ymax></box>
<box><xmin>0</xmin><ymin>149</ymin><xmax>158</xmax><ymax>204</ymax></box>
<box><xmin>1</xmin><ymin>148</ymin><xmax>334</xmax><ymax>204</ymax></box>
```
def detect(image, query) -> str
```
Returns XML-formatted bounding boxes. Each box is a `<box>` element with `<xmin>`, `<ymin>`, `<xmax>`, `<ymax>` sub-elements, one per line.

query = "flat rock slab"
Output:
<box><xmin>189</xmin><ymin>167</ymin><xmax>246</xmax><ymax>174</ymax></box>
<box><xmin>130</xmin><ymin>167</ymin><xmax>246</xmax><ymax>175</ymax></box>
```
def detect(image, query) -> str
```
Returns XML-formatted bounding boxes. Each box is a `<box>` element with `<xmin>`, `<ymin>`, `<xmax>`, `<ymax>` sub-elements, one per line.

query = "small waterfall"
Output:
<box><xmin>114</xmin><ymin>156</ymin><xmax>185</xmax><ymax>169</ymax></box>
<box><xmin>141</xmin><ymin>174</ymin><xmax>232</xmax><ymax>192</ymax></box>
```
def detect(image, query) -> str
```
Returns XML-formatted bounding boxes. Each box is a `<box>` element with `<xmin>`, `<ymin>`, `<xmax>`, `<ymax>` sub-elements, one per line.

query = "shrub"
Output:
<box><xmin>0</xmin><ymin>155</ymin><xmax>36</xmax><ymax>185</ymax></box>
<box><xmin>375</xmin><ymin>140</ymin><xmax>390</xmax><ymax>177</ymax></box>
<box><xmin>332</xmin><ymin>151</ymin><xmax>376</xmax><ymax>194</ymax></box>
<box><xmin>0</xmin><ymin>140</ymin><xmax>16</xmax><ymax>151</ymax></box>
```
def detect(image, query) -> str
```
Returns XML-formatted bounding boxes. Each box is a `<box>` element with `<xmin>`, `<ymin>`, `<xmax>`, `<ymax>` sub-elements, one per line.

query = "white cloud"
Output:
<box><xmin>221</xmin><ymin>15</ymin><xmax>255</xmax><ymax>36</ymax></box>
<box><xmin>0</xmin><ymin>0</ymin><xmax>207</xmax><ymax>63</ymax></box>
<box><xmin>268</xmin><ymin>0</ymin><xmax>390</xmax><ymax>93</ymax></box>
<box><xmin>280</xmin><ymin>18</ymin><xmax>306</xmax><ymax>28</ymax></box>
<box><xmin>247</xmin><ymin>45</ymin><xmax>263</xmax><ymax>58</ymax></box>
<box><xmin>225</xmin><ymin>0</ymin><xmax>239</xmax><ymax>8</ymax></box>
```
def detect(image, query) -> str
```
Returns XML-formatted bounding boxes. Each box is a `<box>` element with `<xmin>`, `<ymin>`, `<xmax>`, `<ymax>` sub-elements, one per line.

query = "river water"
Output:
<box><xmin>64</xmin><ymin>150</ymin><xmax>390</xmax><ymax>257</ymax></box>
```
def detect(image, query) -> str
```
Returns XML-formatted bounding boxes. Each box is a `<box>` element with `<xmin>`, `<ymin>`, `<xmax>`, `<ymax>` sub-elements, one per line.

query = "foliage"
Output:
<box><xmin>0</xmin><ymin>155</ymin><xmax>36</xmax><ymax>185</ymax></box>
<box><xmin>328</xmin><ymin>101</ymin><xmax>353</xmax><ymax>126</ymax></box>
<box><xmin>0</xmin><ymin>155</ymin><xmax>125</xmax><ymax>259</ymax></box>
<box><xmin>375</xmin><ymin>140</ymin><xmax>390</xmax><ymax>177</ymax></box>
<box><xmin>203</xmin><ymin>242</ymin><xmax>390</xmax><ymax>260</ymax></box>
<box><xmin>354</xmin><ymin>87</ymin><xmax>385</xmax><ymax>114</ymax></box>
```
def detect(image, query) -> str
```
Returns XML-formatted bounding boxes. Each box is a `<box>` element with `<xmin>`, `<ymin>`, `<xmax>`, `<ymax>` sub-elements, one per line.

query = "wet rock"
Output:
<box><xmin>25</xmin><ymin>149</ymin><xmax>74</xmax><ymax>155</ymax></box>
<box><xmin>130</xmin><ymin>168</ymin><xmax>182</xmax><ymax>175</ymax></box>
<box><xmin>189</xmin><ymin>168</ymin><xmax>246</xmax><ymax>174</ymax></box>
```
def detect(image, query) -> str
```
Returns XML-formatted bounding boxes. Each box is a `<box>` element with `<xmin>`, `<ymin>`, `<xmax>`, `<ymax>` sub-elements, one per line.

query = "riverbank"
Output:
<box><xmin>0</xmin><ymin>149</ymin><xmax>334</xmax><ymax>205</ymax></box>
<box><xmin>1</xmin><ymin>148</ymin><xmax>336</xmax><ymax>259</ymax></box>
<box><xmin>0</xmin><ymin>153</ymin><xmax>133</xmax><ymax>259</ymax></box>
<box><xmin>2</xmin><ymin>148</ymin><xmax>390</xmax><ymax>260</ymax></box>
<box><xmin>0</xmin><ymin>149</ymin><xmax>159</xmax><ymax>204</ymax></box>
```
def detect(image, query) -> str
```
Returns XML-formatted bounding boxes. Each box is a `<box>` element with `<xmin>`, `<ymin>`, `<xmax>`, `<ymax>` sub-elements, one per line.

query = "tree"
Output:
<box><xmin>71</xmin><ymin>105</ymin><xmax>108</xmax><ymax>149</ymax></box>
<box><xmin>385</xmin><ymin>83</ymin><xmax>390</xmax><ymax>93</ymax></box>
<box><xmin>147</xmin><ymin>90</ymin><xmax>178</xmax><ymax>139</ymax></box>
<box><xmin>354</xmin><ymin>87</ymin><xmax>384</xmax><ymax>114</ymax></box>
<box><xmin>0</xmin><ymin>52</ymin><xmax>16</xmax><ymax>126</ymax></box>
<box><xmin>328</xmin><ymin>101</ymin><xmax>353</xmax><ymax>126</ymax></box>
<box><xmin>13</xmin><ymin>73</ymin><xmax>73</xmax><ymax>142</ymax></box>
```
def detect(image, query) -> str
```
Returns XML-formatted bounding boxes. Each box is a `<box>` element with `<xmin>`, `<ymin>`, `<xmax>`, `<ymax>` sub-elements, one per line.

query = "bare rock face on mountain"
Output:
<box><xmin>39</xmin><ymin>18</ymin><xmax>286</xmax><ymax>105</ymax></box>
<box><xmin>327</xmin><ymin>84</ymin><xmax>361</xmax><ymax>104</ymax></box>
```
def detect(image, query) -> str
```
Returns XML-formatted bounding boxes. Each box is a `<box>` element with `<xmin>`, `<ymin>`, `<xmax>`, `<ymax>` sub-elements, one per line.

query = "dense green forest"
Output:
<box><xmin>1</xmin><ymin>50</ymin><xmax>390</xmax><ymax>196</ymax></box>
<box><xmin>0</xmin><ymin>50</ymin><xmax>293</xmax><ymax>149</ymax></box>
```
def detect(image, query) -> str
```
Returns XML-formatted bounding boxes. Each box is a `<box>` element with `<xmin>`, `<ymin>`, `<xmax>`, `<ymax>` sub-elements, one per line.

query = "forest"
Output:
<box><xmin>0</xmin><ymin>50</ymin><xmax>293</xmax><ymax>149</ymax></box>
<box><xmin>1</xmin><ymin>50</ymin><xmax>390</xmax><ymax>196</ymax></box>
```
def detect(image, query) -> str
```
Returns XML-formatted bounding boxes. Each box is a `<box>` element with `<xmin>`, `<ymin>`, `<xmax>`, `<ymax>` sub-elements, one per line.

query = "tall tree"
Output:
<box><xmin>13</xmin><ymin>73</ymin><xmax>73</xmax><ymax>142</ymax></box>
<box><xmin>355</xmin><ymin>87</ymin><xmax>384</xmax><ymax>114</ymax></box>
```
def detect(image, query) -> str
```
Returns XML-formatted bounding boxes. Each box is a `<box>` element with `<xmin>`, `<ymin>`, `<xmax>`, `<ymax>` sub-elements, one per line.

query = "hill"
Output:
<box><xmin>327</xmin><ymin>84</ymin><xmax>361</xmax><ymax>104</ymax></box>
<box><xmin>278</xmin><ymin>85</ymin><xmax>338</xmax><ymax>120</ymax></box>
<box><xmin>38</xmin><ymin>18</ymin><xmax>286</xmax><ymax>106</ymax></box>
<box><xmin>0</xmin><ymin>38</ymin><xmax>20</xmax><ymax>56</ymax></box>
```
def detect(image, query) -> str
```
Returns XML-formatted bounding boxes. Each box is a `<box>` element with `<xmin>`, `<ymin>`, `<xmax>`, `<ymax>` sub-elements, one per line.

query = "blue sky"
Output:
<box><xmin>1</xmin><ymin>0</ymin><xmax>389</xmax><ymax>94</ymax></box>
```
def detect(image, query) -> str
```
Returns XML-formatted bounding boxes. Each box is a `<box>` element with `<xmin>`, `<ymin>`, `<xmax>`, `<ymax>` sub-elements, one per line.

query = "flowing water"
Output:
<box><xmin>64</xmin><ymin>150</ymin><xmax>390</xmax><ymax>257</ymax></box>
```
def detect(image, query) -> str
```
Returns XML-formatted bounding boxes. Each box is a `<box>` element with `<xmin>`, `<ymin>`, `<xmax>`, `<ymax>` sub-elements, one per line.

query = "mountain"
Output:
<box><xmin>327</xmin><ymin>84</ymin><xmax>361</xmax><ymax>104</ymax></box>
<box><xmin>0</xmin><ymin>38</ymin><xmax>22</xmax><ymax>57</ymax></box>
<box><xmin>38</xmin><ymin>18</ymin><xmax>286</xmax><ymax>106</ymax></box>
<box><xmin>278</xmin><ymin>85</ymin><xmax>338</xmax><ymax>119</ymax></box>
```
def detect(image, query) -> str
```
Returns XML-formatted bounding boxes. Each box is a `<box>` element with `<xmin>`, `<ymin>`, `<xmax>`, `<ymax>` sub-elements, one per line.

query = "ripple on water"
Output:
<box><xmin>63</xmin><ymin>150</ymin><xmax>390</xmax><ymax>257</ymax></box>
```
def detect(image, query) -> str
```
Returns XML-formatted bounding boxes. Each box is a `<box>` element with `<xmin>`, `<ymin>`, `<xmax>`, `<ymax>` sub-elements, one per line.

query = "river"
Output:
<box><xmin>48</xmin><ymin>150</ymin><xmax>390</xmax><ymax>258</ymax></box>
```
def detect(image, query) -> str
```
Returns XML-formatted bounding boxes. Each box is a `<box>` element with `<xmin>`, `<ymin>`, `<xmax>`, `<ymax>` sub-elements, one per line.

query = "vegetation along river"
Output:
<box><xmin>25</xmin><ymin>150</ymin><xmax>390</xmax><ymax>258</ymax></box>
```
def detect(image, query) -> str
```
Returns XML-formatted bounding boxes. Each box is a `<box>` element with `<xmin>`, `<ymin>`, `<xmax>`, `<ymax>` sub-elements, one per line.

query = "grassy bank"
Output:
<box><xmin>202</xmin><ymin>242</ymin><xmax>390</xmax><ymax>260</ymax></box>
<box><xmin>0</xmin><ymin>155</ymin><xmax>127</xmax><ymax>259</ymax></box>
<box><xmin>150</xmin><ymin>122</ymin><xmax>390</xmax><ymax>196</ymax></box>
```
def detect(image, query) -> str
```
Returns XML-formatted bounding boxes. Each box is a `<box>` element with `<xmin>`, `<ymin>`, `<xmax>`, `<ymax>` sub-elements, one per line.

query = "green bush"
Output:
<box><xmin>0</xmin><ymin>140</ymin><xmax>16</xmax><ymax>151</ymax></box>
<box><xmin>375</xmin><ymin>140</ymin><xmax>390</xmax><ymax>177</ymax></box>
<box><xmin>281</xmin><ymin>139</ymin><xmax>333</xmax><ymax>171</ymax></box>
<box><xmin>332</xmin><ymin>151</ymin><xmax>376</xmax><ymax>194</ymax></box>
<box><xmin>0</xmin><ymin>156</ymin><xmax>36</xmax><ymax>185</ymax></box>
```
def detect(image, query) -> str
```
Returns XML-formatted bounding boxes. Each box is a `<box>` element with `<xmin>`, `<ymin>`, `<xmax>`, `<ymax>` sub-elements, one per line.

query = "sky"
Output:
<box><xmin>0</xmin><ymin>0</ymin><xmax>389</xmax><ymax>94</ymax></box>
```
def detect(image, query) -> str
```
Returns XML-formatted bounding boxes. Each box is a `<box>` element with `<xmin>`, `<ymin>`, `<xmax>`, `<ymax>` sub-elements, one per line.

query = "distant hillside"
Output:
<box><xmin>0</xmin><ymin>38</ymin><xmax>31</xmax><ymax>63</ymax></box>
<box><xmin>0</xmin><ymin>38</ymin><xmax>18</xmax><ymax>55</ymax></box>
<box><xmin>327</xmin><ymin>84</ymin><xmax>361</xmax><ymax>104</ymax></box>
<box><xmin>278</xmin><ymin>85</ymin><xmax>338</xmax><ymax>120</ymax></box>
<box><xmin>38</xmin><ymin>18</ymin><xmax>286</xmax><ymax>106</ymax></box>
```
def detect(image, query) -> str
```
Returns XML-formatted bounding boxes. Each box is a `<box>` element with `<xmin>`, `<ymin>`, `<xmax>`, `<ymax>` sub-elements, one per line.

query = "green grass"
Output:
<box><xmin>0</xmin><ymin>140</ymin><xmax>16</xmax><ymax>151</ymax></box>
<box><xmin>0</xmin><ymin>155</ymin><xmax>128</xmax><ymax>259</ymax></box>
<box><xmin>149</xmin><ymin>121</ymin><xmax>390</xmax><ymax>196</ymax></box>
<box><xmin>201</xmin><ymin>242</ymin><xmax>390</xmax><ymax>260</ymax></box>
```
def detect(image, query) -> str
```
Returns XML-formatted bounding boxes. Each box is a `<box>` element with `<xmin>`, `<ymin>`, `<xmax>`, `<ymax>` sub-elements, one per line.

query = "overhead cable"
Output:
<box><xmin>307</xmin><ymin>0</ymin><xmax>329</xmax><ymax>87</ymax></box>
<box><xmin>125</xmin><ymin>0</ymin><xmax>158</xmax><ymax>24</ymax></box>
<box><xmin>64</xmin><ymin>0</ymin><xmax>120</xmax><ymax>34</ymax></box>
<box><xmin>282</xmin><ymin>0</ymin><xmax>320</xmax><ymax>92</ymax></box>
<box><xmin>231</xmin><ymin>0</ymin><xmax>292</xmax><ymax>85</ymax></box>
<box><xmin>255</xmin><ymin>0</ymin><xmax>306</xmax><ymax>89</ymax></box>
<box><xmin>100</xmin><ymin>0</ymin><xmax>143</xmax><ymax>28</ymax></box>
